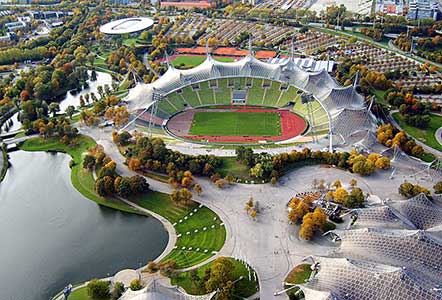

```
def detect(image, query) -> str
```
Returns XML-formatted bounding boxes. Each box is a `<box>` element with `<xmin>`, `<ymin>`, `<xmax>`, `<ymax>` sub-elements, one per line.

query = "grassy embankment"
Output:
<box><xmin>171</xmin><ymin>55</ymin><xmax>234</xmax><ymax>69</ymax></box>
<box><xmin>0</xmin><ymin>145</ymin><xmax>7</xmax><ymax>182</ymax></box>
<box><xmin>68</xmin><ymin>257</ymin><xmax>258</xmax><ymax>299</ymax></box>
<box><xmin>20</xmin><ymin>135</ymin><xmax>142</xmax><ymax>214</ymax></box>
<box><xmin>284</xmin><ymin>264</ymin><xmax>312</xmax><ymax>299</ymax></box>
<box><xmin>132</xmin><ymin>192</ymin><xmax>226</xmax><ymax>269</ymax></box>
<box><xmin>392</xmin><ymin>112</ymin><xmax>442</xmax><ymax>153</ymax></box>
<box><xmin>171</xmin><ymin>257</ymin><xmax>259</xmax><ymax>298</ymax></box>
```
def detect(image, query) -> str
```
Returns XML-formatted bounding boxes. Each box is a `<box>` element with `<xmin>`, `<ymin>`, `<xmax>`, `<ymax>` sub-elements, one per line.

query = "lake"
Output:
<box><xmin>0</xmin><ymin>151</ymin><xmax>168</xmax><ymax>300</ymax></box>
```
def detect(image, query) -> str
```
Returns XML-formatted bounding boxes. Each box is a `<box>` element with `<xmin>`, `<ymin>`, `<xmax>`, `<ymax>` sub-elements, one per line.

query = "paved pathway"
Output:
<box><xmin>79</xmin><ymin>125</ymin><xmax>430</xmax><ymax>300</ymax></box>
<box><xmin>436</xmin><ymin>126</ymin><xmax>442</xmax><ymax>148</ymax></box>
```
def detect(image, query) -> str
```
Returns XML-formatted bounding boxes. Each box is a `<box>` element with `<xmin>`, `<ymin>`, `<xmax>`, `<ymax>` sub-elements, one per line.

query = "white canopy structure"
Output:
<box><xmin>100</xmin><ymin>17</ymin><xmax>154</xmax><ymax>35</ymax></box>
<box><xmin>119</xmin><ymin>280</ymin><xmax>216</xmax><ymax>300</ymax></box>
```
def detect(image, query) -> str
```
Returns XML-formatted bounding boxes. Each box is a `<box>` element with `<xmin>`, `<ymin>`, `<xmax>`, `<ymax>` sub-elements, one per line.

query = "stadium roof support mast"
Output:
<box><xmin>205</xmin><ymin>39</ymin><xmax>210</xmax><ymax>57</ymax></box>
<box><xmin>302</xmin><ymin>93</ymin><xmax>317</xmax><ymax>144</ymax></box>
<box><xmin>147</xmin><ymin>91</ymin><xmax>161</xmax><ymax>137</ymax></box>
<box><xmin>290</xmin><ymin>35</ymin><xmax>295</xmax><ymax>60</ymax></box>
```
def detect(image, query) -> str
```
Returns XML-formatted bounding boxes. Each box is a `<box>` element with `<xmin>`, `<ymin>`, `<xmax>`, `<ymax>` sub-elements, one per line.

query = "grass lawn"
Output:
<box><xmin>392</xmin><ymin>112</ymin><xmax>442</xmax><ymax>152</ymax></box>
<box><xmin>20</xmin><ymin>135</ymin><xmax>143</xmax><ymax>215</ymax></box>
<box><xmin>0</xmin><ymin>146</ymin><xmax>7</xmax><ymax>183</ymax></box>
<box><xmin>133</xmin><ymin>192</ymin><xmax>226</xmax><ymax>268</ymax></box>
<box><xmin>171</xmin><ymin>257</ymin><xmax>259</xmax><ymax>298</ymax></box>
<box><xmin>370</xmin><ymin>88</ymin><xmax>389</xmax><ymax>106</ymax></box>
<box><xmin>67</xmin><ymin>286</ymin><xmax>90</xmax><ymax>300</ymax></box>
<box><xmin>189</xmin><ymin>111</ymin><xmax>281</xmax><ymax>136</ymax></box>
<box><xmin>218</xmin><ymin>156</ymin><xmax>253</xmax><ymax>181</ymax></box>
<box><xmin>285</xmin><ymin>264</ymin><xmax>312</xmax><ymax>298</ymax></box>
<box><xmin>172</xmin><ymin>55</ymin><xmax>234</xmax><ymax>69</ymax></box>
<box><xmin>123</xmin><ymin>37</ymin><xmax>140</xmax><ymax>47</ymax></box>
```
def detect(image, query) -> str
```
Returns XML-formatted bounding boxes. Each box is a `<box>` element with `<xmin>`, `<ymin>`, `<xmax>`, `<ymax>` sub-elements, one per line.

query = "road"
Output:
<box><xmin>80</xmin><ymin>125</ymin><xmax>426</xmax><ymax>300</ymax></box>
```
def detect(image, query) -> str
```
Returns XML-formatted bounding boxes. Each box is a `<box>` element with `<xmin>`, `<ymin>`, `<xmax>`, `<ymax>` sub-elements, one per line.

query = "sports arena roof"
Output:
<box><xmin>99</xmin><ymin>17</ymin><xmax>154</xmax><ymax>35</ymax></box>
<box><xmin>126</xmin><ymin>45</ymin><xmax>376</xmax><ymax>146</ymax></box>
<box><xmin>299</xmin><ymin>256</ymin><xmax>442</xmax><ymax>300</ymax></box>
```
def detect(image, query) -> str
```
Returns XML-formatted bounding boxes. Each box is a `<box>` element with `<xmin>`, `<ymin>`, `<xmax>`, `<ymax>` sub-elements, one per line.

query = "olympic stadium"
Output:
<box><xmin>126</xmin><ymin>47</ymin><xmax>377</xmax><ymax>151</ymax></box>
<box><xmin>99</xmin><ymin>17</ymin><xmax>154</xmax><ymax>35</ymax></box>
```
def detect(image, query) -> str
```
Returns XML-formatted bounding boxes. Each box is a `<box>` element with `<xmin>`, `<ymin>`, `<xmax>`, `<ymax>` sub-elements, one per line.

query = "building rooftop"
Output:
<box><xmin>99</xmin><ymin>17</ymin><xmax>154</xmax><ymax>35</ymax></box>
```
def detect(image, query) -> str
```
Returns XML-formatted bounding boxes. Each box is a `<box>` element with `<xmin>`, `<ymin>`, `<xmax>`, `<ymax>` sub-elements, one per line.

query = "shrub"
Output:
<box><xmin>87</xmin><ymin>279</ymin><xmax>110</xmax><ymax>300</ymax></box>
<box><xmin>130</xmin><ymin>279</ymin><xmax>142</xmax><ymax>291</ymax></box>
<box><xmin>398</xmin><ymin>182</ymin><xmax>430</xmax><ymax>198</ymax></box>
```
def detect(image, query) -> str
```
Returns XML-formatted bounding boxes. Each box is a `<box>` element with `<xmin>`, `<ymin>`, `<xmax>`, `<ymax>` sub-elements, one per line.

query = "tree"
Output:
<box><xmin>83</xmin><ymin>155</ymin><xmax>96</xmax><ymax>170</ymax></box>
<box><xmin>333</xmin><ymin>187</ymin><xmax>349</xmax><ymax>203</ymax></box>
<box><xmin>128</xmin><ymin>158</ymin><xmax>141</xmax><ymax>171</ymax></box>
<box><xmin>332</xmin><ymin>180</ymin><xmax>342</xmax><ymax>188</ymax></box>
<box><xmin>225</xmin><ymin>174</ymin><xmax>235</xmax><ymax>184</ymax></box>
<box><xmin>119</xmin><ymin>131</ymin><xmax>132</xmax><ymax>146</ymax></box>
<box><xmin>130</xmin><ymin>279</ymin><xmax>142</xmax><ymax>291</ymax></box>
<box><xmin>434</xmin><ymin>182</ymin><xmax>442</xmax><ymax>194</ymax></box>
<box><xmin>288</xmin><ymin>201</ymin><xmax>309</xmax><ymax>223</ymax></box>
<box><xmin>205</xmin><ymin>257</ymin><xmax>234</xmax><ymax>293</ymax></box>
<box><xmin>66</xmin><ymin>105</ymin><xmax>75</xmax><ymax>120</ymax></box>
<box><xmin>48</xmin><ymin>102</ymin><xmax>60</xmax><ymax>117</ymax></box>
<box><xmin>129</xmin><ymin>175</ymin><xmax>149</xmax><ymax>194</ymax></box>
<box><xmin>87</xmin><ymin>279</ymin><xmax>110</xmax><ymax>300</ymax></box>
<box><xmin>349</xmin><ymin>178</ymin><xmax>357</xmax><ymax>188</ymax></box>
<box><xmin>344</xmin><ymin>187</ymin><xmax>365</xmax><ymax>208</ymax></box>
<box><xmin>190</xmin><ymin>269</ymin><xmax>201</xmax><ymax>288</ymax></box>
<box><xmin>250</xmin><ymin>163</ymin><xmax>264</xmax><ymax>178</ymax></box>
<box><xmin>398</xmin><ymin>182</ymin><xmax>430</xmax><ymax>198</ymax></box>
<box><xmin>311</xmin><ymin>207</ymin><xmax>327</xmax><ymax>231</ymax></box>
<box><xmin>250</xmin><ymin>209</ymin><xmax>257</xmax><ymax>220</ymax></box>
<box><xmin>299</xmin><ymin>215</ymin><xmax>315</xmax><ymax>241</ymax></box>
<box><xmin>217</xmin><ymin>280</ymin><xmax>235</xmax><ymax>300</ymax></box>
<box><xmin>180</xmin><ymin>188</ymin><xmax>193</xmax><ymax>204</ymax></box>
<box><xmin>215</xmin><ymin>179</ymin><xmax>226</xmax><ymax>188</ymax></box>
<box><xmin>116</xmin><ymin>177</ymin><xmax>132</xmax><ymax>197</ymax></box>
<box><xmin>375</xmin><ymin>157</ymin><xmax>391</xmax><ymax>170</ymax></box>
<box><xmin>95</xmin><ymin>178</ymin><xmax>107</xmax><ymax>197</ymax></box>
<box><xmin>194</xmin><ymin>184</ymin><xmax>202</xmax><ymax>196</ymax></box>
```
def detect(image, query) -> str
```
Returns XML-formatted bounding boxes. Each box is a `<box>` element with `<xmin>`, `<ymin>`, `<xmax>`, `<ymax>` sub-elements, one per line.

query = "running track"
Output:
<box><xmin>166</xmin><ymin>107</ymin><xmax>307</xmax><ymax>143</ymax></box>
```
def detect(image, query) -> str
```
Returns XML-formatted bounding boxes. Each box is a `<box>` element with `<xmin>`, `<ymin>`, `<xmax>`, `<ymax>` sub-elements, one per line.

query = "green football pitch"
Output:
<box><xmin>189</xmin><ymin>111</ymin><xmax>281</xmax><ymax>136</ymax></box>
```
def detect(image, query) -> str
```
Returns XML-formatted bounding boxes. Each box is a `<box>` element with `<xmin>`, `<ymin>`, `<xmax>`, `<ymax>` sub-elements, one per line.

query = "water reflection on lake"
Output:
<box><xmin>0</xmin><ymin>151</ymin><xmax>167</xmax><ymax>300</ymax></box>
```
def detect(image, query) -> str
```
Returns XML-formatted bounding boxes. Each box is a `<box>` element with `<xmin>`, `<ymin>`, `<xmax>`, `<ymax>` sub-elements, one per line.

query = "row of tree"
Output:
<box><xmin>377</xmin><ymin>123</ymin><xmax>425</xmax><ymax>158</ymax></box>
<box><xmin>236</xmin><ymin>146</ymin><xmax>390</xmax><ymax>182</ymax></box>
<box><xmin>83</xmin><ymin>144</ymin><xmax>150</xmax><ymax>198</ymax></box>
<box><xmin>116</xmin><ymin>132</ymin><xmax>223</xmax><ymax>178</ymax></box>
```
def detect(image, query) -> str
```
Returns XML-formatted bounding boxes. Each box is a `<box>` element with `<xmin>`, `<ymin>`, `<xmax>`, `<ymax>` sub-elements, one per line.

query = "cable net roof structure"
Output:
<box><xmin>354</xmin><ymin>131</ymin><xmax>389</xmax><ymax>153</ymax></box>
<box><xmin>388</xmin><ymin>193</ymin><xmax>442</xmax><ymax>230</ymax></box>
<box><xmin>126</xmin><ymin>51</ymin><xmax>378</xmax><ymax>146</ymax></box>
<box><xmin>301</xmin><ymin>257</ymin><xmax>442</xmax><ymax>300</ymax></box>
<box><xmin>330</xmin><ymin>228</ymin><xmax>442</xmax><ymax>287</ymax></box>
<box><xmin>351</xmin><ymin>206</ymin><xmax>410</xmax><ymax>229</ymax></box>
<box><xmin>120</xmin><ymin>279</ymin><xmax>216</xmax><ymax>300</ymax></box>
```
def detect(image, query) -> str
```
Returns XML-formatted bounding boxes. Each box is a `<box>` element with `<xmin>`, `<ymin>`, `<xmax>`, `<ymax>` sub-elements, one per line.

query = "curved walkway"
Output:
<box><xmin>436</xmin><ymin>126</ymin><xmax>442</xmax><ymax>148</ymax></box>
<box><xmin>78</xmin><ymin>125</ymin><xmax>434</xmax><ymax>300</ymax></box>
